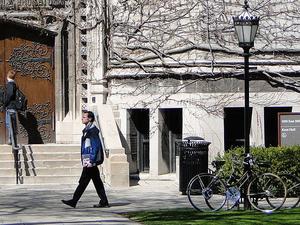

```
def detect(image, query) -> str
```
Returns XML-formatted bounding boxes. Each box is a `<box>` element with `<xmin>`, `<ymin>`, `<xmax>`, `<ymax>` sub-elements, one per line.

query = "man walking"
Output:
<box><xmin>62</xmin><ymin>110</ymin><xmax>109</xmax><ymax>208</ymax></box>
<box><xmin>5</xmin><ymin>70</ymin><xmax>17</xmax><ymax>146</ymax></box>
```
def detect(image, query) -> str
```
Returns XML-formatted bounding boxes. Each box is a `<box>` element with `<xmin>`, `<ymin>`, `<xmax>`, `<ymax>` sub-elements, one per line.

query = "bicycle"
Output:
<box><xmin>187</xmin><ymin>153</ymin><xmax>287</xmax><ymax>213</ymax></box>
<box><xmin>278</xmin><ymin>172</ymin><xmax>300</xmax><ymax>209</ymax></box>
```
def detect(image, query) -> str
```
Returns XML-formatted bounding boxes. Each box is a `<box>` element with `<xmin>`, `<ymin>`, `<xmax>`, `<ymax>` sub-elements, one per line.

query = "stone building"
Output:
<box><xmin>0</xmin><ymin>0</ymin><xmax>129</xmax><ymax>186</ymax></box>
<box><xmin>0</xmin><ymin>0</ymin><xmax>299</xmax><ymax>184</ymax></box>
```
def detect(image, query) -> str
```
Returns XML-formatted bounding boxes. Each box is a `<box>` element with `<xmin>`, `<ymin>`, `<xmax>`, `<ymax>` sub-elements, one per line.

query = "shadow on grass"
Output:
<box><xmin>124</xmin><ymin>208</ymin><xmax>300</xmax><ymax>225</ymax></box>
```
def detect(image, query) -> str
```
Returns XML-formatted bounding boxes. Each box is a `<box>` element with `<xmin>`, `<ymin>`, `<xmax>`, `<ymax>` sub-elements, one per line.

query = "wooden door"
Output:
<box><xmin>0</xmin><ymin>24</ymin><xmax>55</xmax><ymax>144</ymax></box>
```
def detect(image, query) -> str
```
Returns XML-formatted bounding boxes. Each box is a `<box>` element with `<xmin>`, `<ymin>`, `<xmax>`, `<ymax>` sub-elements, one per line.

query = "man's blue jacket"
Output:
<box><xmin>81</xmin><ymin>124</ymin><xmax>104</xmax><ymax>165</ymax></box>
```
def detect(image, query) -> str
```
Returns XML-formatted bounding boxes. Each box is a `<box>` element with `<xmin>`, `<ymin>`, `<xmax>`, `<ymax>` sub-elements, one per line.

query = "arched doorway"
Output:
<box><xmin>0</xmin><ymin>21</ymin><xmax>56</xmax><ymax>144</ymax></box>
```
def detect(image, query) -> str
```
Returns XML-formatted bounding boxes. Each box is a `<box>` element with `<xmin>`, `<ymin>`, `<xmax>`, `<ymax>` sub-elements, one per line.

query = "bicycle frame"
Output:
<box><xmin>225</xmin><ymin>168</ymin><xmax>253</xmax><ymax>190</ymax></box>
<box><xmin>216</xmin><ymin>155</ymin><xmax>255</xmax><ymax>192</ymax></box>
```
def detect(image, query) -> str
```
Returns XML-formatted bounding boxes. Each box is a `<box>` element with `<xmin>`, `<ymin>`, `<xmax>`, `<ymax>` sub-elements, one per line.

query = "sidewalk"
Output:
<box><xmin>0</xmin><ymin>179</ymin><xmax>190</xmax><ymax>225</ymax></box>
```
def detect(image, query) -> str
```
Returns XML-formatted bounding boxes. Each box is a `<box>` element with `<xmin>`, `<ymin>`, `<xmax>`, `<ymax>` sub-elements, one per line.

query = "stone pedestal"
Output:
<box><xmin>103</xmin><ymin>153</ymin><xmax>129</xmax><ymax>187</ymax></box>
<box><xmin>93</xmin><ymin>104</ymin><xmax>130</xmax><ymax>187</ymax></box>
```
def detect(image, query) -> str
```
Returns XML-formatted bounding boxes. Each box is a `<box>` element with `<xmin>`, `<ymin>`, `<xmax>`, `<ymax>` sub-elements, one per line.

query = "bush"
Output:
<box><xmin>215</xmin><ymin>146</ymin><xmax>300</xmax><ymax>178</ymax></box>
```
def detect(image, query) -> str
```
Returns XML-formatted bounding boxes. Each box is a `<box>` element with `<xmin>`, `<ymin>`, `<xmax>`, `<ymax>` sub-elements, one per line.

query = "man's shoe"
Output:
<box><xmin>61</xmin><ymin>199</ymin><xmax>76</xmax><ymax>208</ymax></box>
<box><xmin>93</xmin><ymin>202</ymin><xmax>110</xmax><ymax>208</ymax></box>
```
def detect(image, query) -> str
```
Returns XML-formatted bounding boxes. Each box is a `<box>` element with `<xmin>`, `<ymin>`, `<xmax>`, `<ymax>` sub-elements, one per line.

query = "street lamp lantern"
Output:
<box><xmin>233</xmin><ymin>1</ymin><xmax>259</xmax><ymax>48</ymax></box>
<box><xmin>232</xmin><ymin>0</ymin><xmax>259</xmax><ymax>210</ymax></box>
<box><xmin>232</xmin><ymin>0</ymin><xmax>260</xmax><ymax>156</ymax></box>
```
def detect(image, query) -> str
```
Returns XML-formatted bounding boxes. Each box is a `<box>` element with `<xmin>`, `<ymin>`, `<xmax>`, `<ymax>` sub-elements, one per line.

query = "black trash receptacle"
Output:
<box><xmin>178</xmin><ymin>136</ymin><xmax>210</xmax><ymax>194</ymax></box>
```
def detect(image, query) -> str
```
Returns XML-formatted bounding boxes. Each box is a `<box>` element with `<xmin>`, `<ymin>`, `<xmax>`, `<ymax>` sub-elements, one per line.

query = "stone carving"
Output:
<box><xmin>49</xmin><ymin>0</ymin><xmax>65</xmax><ymax>7</ymax></box>
<box><xmin>0</xmin><ymin>0</ymin><xmax>65</xmax><ymax>9</ymax></box>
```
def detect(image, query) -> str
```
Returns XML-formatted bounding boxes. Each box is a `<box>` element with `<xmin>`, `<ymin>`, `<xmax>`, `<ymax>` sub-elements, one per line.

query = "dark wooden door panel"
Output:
<box><xmin>0</xmin><ymin>29</ymin><xmax>55</xmax><ymax>144</ymax></box>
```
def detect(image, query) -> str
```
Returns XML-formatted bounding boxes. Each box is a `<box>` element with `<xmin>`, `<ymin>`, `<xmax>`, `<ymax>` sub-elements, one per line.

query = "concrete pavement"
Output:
<box><xmin>0</xmin><ymin>178</ymin><xmax>191</xmax><ymax>225</ymax></box>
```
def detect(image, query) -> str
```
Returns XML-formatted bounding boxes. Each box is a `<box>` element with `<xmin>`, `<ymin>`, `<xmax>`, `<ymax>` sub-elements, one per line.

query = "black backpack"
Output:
<box><xmin>15</xmin><ymin>88</ymin><xmax>27</xmax><ymax>111</ymax></box>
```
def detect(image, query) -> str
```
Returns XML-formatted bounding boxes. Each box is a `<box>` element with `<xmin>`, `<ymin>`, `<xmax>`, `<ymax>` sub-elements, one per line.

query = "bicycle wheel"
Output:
<box><xmin>187</xmin><ymin>173</ymin><xmax>227</xmax><ymax>212</ymax></box>
<box><xmin>279</xmin><ymin>173</ymin><xmax>300</xmax><ymax>208</ymax></box>
<box><xmin>247</xmin><ymin>173</ymin><xmax>286</xmax><ymax>213</ymax></box>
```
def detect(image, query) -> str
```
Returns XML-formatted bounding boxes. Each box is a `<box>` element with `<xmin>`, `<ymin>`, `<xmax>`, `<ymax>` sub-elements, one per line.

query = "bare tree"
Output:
<box><xmin>93</xmin><ymin>0</ymin><xmax>299</xmax><ymax>116</ymax></box>
<box><xmin>108</xmin><ymin>0</ymin><xmax>300</xmax><ymax>87</ymax></box>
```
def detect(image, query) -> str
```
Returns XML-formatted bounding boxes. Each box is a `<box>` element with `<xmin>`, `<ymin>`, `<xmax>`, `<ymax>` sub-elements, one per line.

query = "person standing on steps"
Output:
<box><xmin>4</xmin><ymin>70</ymin><xmax>17</xmax><ymax>146</ymax></box>
<box><xmin>62</xmin><ymin>110</ymin><xmax>109</xmax><ymax>208</ymax></box>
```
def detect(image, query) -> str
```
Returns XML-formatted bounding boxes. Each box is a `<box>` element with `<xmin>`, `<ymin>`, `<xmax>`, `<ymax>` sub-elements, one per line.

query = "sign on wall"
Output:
<box><xmin>278</xmin><ymin>112</ymin><xmax>300</xmax><ymax>146</ymax></box>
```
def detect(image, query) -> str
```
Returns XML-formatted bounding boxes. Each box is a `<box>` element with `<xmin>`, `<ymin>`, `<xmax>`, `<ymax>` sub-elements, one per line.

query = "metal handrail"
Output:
<box><xmin>8</xmin><ymin>111</ymin><xmax>22</xmax><ymax>184</ymax></box>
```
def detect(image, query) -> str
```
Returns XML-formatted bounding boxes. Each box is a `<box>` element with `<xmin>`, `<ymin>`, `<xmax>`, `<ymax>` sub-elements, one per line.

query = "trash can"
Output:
<box><xmin>178</xmin><ymin>136</ymin><xmax>210</xmax><ymax>194</ymax></box>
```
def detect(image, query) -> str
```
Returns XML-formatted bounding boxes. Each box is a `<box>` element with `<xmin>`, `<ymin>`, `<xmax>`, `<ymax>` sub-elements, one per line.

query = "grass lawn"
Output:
<box><xmin>124</xmin><ymin>207</ymin><xmax>300</xmax><ymax>225</ymax></box>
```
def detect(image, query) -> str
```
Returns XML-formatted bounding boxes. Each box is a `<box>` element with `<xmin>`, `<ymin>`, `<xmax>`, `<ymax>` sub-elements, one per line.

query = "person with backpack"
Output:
<box><xmin>62</xmin><ymin>110</ymin><xmax>109</xmax><ymax>208</ymax></box>
<box><xmin>4</xmin><ymin>70</ymin><xmax>18</xmax><ymax>145</ymax></box>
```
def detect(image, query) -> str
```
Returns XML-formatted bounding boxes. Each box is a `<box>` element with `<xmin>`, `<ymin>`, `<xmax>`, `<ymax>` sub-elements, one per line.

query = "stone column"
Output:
<box><xmin>149</xmin><ymin>109</ymin><xmax>160</xmax><ymax>177</ymax></box>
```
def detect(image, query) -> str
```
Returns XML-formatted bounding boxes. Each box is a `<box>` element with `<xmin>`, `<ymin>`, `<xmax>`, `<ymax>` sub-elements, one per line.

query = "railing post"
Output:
<box><xmin>8</xmin><ymin>111</ymin><xmax>21</xmax><ymax>184</ymax></box>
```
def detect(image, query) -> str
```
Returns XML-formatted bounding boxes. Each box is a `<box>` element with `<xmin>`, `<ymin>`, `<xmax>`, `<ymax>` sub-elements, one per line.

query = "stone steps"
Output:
<box><xmin>20</xmin><ymin>167</ymin><xmax>82</xmax><ymax>176</ymax></box>
<box><xmin>0</xmin><ymin>167</ymin><xmax>82</xmax><ymax>176</ymax></box>
<box><xmin>0</xmin><ymin>160</ymin><xmax>81</xmax><ymax>168</ymax></box>
<box><xmin>0</xmin><ymin>144</ymin><xmax>82</xmax><ymax>185</ymax></box>
<box><xmin>1</xmin><ymin>144</ymin><xmax>80</xmax><ymax>152</ymax></box>
<box><xmin>0</xmin><ymin>168</ymin><xmax>16</xmax><ymax>176</ymax></box>
<box><xmin>0</xmin><ymin>152</ymin><xmax>80</xmax><ymax>161</ymax></box>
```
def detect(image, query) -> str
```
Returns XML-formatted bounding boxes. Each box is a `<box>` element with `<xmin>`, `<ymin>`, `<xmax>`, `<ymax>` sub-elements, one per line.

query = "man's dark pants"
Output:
<box><xmin>73</xmin><ymin>166</ymin><xmax>108</xmax><ymax>204</ymax></box>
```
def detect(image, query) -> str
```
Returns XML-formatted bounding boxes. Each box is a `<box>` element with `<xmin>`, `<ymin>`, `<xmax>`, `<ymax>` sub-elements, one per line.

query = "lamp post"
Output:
<box><xmin>233</xmin><ymin>0</ymin><xmax>259</xmax><ymax>209</ymax></box>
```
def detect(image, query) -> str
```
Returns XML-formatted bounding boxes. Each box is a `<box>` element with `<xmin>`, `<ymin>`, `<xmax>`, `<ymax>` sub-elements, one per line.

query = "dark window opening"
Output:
<box><xmin>159</xmin><ymin>108</ymin><xmax>182</xmax><ymax>173</ymax></box>
<box><xmin>128</xmin><ymin>109</ymin><xmax>149</xmax><ymax>173</ymax></box>
<box><xmin>224</xmin><ymin>107</ymin><xmax>253</xmax><ymax>151</ymax></box>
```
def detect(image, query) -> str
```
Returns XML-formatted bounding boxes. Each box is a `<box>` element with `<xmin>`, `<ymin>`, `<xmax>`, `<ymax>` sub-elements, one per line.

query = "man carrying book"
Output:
<box><xmin>62</xmin><ymin>110</ymin><xmax>109</xmax><ymax>208</ymax></box>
